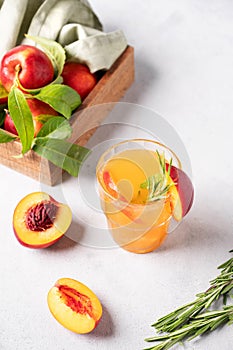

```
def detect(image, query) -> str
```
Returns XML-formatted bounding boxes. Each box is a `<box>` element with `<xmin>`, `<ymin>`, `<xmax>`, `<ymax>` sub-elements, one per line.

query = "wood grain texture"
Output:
<box><xmin>0</xmin><ymin>46</ymin><xmax>135</xmax><ymax>185</ymax></box>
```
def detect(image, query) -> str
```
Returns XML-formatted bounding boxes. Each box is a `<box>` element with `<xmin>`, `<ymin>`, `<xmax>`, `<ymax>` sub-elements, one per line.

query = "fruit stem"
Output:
<box><xmin>15</xmin><ymin>63</ymin><xmax>22</xmax><ymax>73</ymax></box>
<box><xmin>12</xmin><ymin>64</ymin><xmax>22</xmax><ymax>89</ymax></box>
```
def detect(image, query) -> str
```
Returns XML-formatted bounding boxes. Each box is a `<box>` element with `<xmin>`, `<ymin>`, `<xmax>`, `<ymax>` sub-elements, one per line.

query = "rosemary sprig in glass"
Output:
<box><xmin>140</xmin><ymin>151</ymin><xmax>174</xmax><ymax>201</ymax></box>
<box><xmin>144</xmin><ymin>250</ymin><xmax>233</xmax><ymax>349</ymax></box>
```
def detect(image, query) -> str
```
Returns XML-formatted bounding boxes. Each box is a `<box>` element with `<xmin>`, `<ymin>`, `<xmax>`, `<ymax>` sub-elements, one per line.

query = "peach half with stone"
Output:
<box><xmin>13</xmin><ymin>192</ymin><xmax>72</xmax><ymax>248</ymax></box>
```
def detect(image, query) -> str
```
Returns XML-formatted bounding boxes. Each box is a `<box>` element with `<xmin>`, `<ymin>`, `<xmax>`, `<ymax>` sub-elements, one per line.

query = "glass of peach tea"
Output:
<box><xmin>96</xmin><ymin>139</ymin><xmax>194</xmax><ymax>254</ymax></box>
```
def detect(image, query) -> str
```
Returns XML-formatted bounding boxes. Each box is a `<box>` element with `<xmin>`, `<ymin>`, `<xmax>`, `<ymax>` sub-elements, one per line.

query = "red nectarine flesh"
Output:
<box><xmin>13</xmin><ymin>192</ymin><xmax>72</xmax><ymax>248</ymax></box>
<box><xmin>47</xmin><ymin>278</ymin><xmax>102</xmax><ymax>334</ymax></box>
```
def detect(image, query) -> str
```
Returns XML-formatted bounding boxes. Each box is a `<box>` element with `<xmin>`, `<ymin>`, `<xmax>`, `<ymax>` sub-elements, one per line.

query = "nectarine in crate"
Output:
<box><xmin>0</xmin><ymin>46</ymin><xmax>134</xmax><ymax>185</ymax></box>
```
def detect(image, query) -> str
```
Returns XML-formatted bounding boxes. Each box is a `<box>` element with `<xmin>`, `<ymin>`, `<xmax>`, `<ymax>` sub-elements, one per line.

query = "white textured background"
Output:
<box><xmin>1</xmin><ymin>1</ymin><xmax>233</xmax><ymax>349</ymax></box>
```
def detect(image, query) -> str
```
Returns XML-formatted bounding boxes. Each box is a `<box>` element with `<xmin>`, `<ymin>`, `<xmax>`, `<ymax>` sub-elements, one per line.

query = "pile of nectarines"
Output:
<box><xmin>0</xmin><ymin>44</ymin><xmax>98</xmax><ymax>136</ymax></box>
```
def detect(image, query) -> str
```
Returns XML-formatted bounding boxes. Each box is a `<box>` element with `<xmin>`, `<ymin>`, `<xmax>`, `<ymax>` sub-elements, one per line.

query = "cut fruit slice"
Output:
<box><xmin>102</xmin><ymin>170</ymin><xmax>143</xmax><ymax>223</ymax></box>
<box><xmin>47</xmin><ymin>278</ymin><xmax>102</xmax><ymax>334</ymax></box>
<box><xmin>13</xmin><ymin>192</ymin><xmax>72</xmax><ymax>248</ymax></box>
<box><xmin>168</xmin><ymin>165</ymin><xmax>194</xmax><ymax>221</ymax></box>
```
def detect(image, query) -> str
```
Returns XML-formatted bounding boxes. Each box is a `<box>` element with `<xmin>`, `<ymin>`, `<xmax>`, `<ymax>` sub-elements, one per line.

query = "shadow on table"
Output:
<box><xmin>157</xmin><ymin>212</ymin><xmax>233</xmax><ymax>255</ymax></box>
<box><xmin>87</xmin><ymin>303</ymin><xmax>115</xmax><ymax>338</ymax></box>
<box><xmin>48</xmin><ymin>219</ymin><xmax>85</xmax><ymax>252</ymax></box>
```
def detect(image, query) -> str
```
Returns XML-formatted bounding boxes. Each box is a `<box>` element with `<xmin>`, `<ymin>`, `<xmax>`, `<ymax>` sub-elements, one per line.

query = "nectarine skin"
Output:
<box><xmin>61</xmin><ymin>62</ymin><xmax>97</xmax><ymax>100</ymax></box>
<box><xmin>13</xmin><ymin>192</ymin><xmax>72</xmax><ymax>248</ymax></box>
<box><xmin>0</xmin><ymin>80</ymin><xmax>8</xmax><ymax>104</ymax></box>
<box><xmin>1</xmin><ymin>45</ymin><xmax>54</xmax><ymax>92</ymax></box>
<box><xmin>3</xmin><ymin>112</ymin><xmax>18</xmax><ymax>135</ymax></box>
<box><xmin>168</xmin><ymin>165</ymin><xmax>194</xmax><ymax>221</ymax></box>
<box><xmin>47</xmin><ymin>278</ymin><xmax>102</xmax><ymax>334</ymax></box>
<box><xmin>0</xmin><ymin>96</ymin><xmax>7</xmax><ymax>104</ymax></box>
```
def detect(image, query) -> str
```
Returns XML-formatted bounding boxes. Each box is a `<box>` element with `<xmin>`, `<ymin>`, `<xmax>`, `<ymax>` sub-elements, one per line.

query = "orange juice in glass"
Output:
<box><xmin>96</xmin><ymin>139</ymin><xmax>193</xmax><ymax>253</ymax></box>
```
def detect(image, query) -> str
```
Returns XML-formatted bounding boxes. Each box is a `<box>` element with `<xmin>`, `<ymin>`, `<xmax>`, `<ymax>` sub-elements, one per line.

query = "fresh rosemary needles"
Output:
<box><xmin>144</xmin><ymin>250</ymin><xmax>233</xmax><ymax>350</ymax></box>
<box><xmin>140</xmin><ymin>151</ymin><xmax>174</xmax><ymax>202</ymax></box>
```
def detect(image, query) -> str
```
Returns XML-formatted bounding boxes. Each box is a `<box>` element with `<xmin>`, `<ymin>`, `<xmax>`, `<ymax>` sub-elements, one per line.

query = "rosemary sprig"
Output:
<box><xmin>140</xmin><ymin>151</ymin><xmax>174</xmax><ymax>201</ymax></box>
<box><xmin>144</xmin><ymin>250</ymin><xmax>233</xmax><ymax>350</ymax></box>
<box><xmin>153</xmin><ymin>251</ymin><xmax>233</xmax><ymax>333</ymax></box>
<box><xmin>145</xmin><ymin>305</ymin><xmax>233</xmax><ymax>350</ymax></box>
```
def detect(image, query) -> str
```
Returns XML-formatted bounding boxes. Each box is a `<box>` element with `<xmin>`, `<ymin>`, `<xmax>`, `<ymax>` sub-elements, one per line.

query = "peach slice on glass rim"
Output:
<box><xmin>13</xmin><ymin>192</ymin><xmax>72</xmax><ymax>248</ymax></box>
<box><xmin>47</xmin><ymin>278</ymin><xmax>102</xmax><ymax>334</ymax></box>
<box><xmin>168</xmin><ymin>165</ymin><xmax>194</xmax><ymax>221</ymax></box>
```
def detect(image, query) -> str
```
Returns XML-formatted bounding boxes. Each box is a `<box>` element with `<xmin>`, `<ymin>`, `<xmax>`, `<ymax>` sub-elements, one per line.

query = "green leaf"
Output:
<box><xmin>34</xmin><ymin>114</ymin><xmax>59</xmax><ymax>124</ymax></box>
<box><xmin>35</xmin><ymin>84</ymin><xmax>81</xmax><ymax>118</ymax></box>
<box><xmin>36</xmin><ymin>117</ymin><xmax>72</xmax><ymax>140</ymax></box>
<box><xmin>25</xmin><ymin>34</ymin><xmax>66</xmax><ymax>77</ymax></box>
<box><xmin>8</xmin><ymin>88</ymin><xmax>34</xmax><ymax>154</ymax></box>
<box><xmin>33</xmin><ymin>138</ymin><xmax>90</xmax><ymax>177</ymax></box>
<box><xmin>16</xmin><ymin>75</ymin><xmax>64</xmax><ymax>95</ymax></box>
<box><xmin>0</xmin><ymin>128</ymin><xmax>17</xmax><ymax>143</ymax></box>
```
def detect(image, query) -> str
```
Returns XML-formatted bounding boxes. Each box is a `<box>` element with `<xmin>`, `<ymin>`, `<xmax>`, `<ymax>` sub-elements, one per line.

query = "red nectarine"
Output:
<box><xmin>4</xmin><ymin>112</ymin><xmax>18</xmax><ymax>135</ymax></box>
<box><xmin>61</xmin><ymin>62</ymin><xmax>97</xmax><ymax>100</ymax></box>
<box><xmin>0</xmin><ymin>45</ymin><xmax>54</xmax><ymax>92</ymax></box>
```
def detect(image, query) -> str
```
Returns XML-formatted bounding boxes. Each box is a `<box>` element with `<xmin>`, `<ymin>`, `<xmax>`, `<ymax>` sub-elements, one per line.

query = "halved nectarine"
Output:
<box><xmin>168</xmin><ymin>165</ymin><xmax>194</xmax><ymax>221</ymax></box>
<box><xmin>47</xmin><ymin>278</ymin><xmax>102</xmax><ymax>334</ymax></box>
<box><xmin>13</xmin><ymin>192</ymin><xmax>72</xmax><ymax>248</ymax></box>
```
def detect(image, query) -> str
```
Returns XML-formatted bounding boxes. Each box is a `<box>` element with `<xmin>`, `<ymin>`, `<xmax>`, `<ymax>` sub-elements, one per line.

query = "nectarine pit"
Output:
<box><xmin>26</xmin><ymin>200</ymin><xmax>58</xmax><ymax>231</ymax></box>
<box><xmin>57</xmin><ymin>284</ymin><xmax>94</xmax><ymax>318</ymax></box>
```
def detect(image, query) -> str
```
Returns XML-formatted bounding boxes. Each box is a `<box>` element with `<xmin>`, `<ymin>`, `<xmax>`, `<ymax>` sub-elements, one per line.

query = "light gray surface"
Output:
<box><xmin>1</xmin><ymin>1</ymin><xmax>233</xmax><ymax>349</ymax></box>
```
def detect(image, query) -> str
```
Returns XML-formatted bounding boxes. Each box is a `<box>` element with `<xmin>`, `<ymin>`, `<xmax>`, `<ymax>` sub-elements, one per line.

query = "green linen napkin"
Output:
<box><xmin>57</xmin><ymin>24</ymin><xmax>127</xmax><ymax>73</ymax></box>
<box><xmin>0</xmin><ymin>0</ymin><xmax>128</xmax><ymax>73</ymax></box>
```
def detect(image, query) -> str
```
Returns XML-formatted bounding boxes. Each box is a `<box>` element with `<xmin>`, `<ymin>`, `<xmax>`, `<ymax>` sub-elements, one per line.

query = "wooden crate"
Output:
<box><xmin>0</xmin><ymin>46</ymin><xmax>135</xmax><ymax>185</ymax></box>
